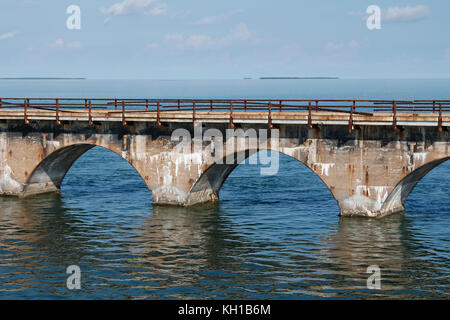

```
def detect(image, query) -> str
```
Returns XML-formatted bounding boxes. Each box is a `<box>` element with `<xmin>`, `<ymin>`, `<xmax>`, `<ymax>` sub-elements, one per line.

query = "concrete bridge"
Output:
<box><xmin>0</xmin><ymin>98</ymin><xmax>449</xmax><ymax>218</ymax></box>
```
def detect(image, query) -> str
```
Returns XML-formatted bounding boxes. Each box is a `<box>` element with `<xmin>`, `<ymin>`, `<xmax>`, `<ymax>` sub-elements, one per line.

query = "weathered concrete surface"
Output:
<box><xmin>0</xmin><ymin>118</ymin><xmax>449</xmax><ymax>218</ymax></box>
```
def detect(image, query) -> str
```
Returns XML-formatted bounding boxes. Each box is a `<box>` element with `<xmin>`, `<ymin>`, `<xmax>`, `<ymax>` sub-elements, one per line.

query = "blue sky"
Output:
<box><xmin>0</xmin><ymin>0</ymin><xmax>449</xmax><ymax>79</ymax></box>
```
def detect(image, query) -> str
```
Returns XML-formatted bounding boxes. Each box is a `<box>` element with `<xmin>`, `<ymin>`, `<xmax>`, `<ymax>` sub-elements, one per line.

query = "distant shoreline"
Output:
<box><xmin>0</xmin><ymin>77</ymin><xmax>86</xmax><ymax>80</ymax></box>
<box><xmin>259</xmin><ymin>77</ymin><xmax>339</xmax><ymax>80</ymax></box>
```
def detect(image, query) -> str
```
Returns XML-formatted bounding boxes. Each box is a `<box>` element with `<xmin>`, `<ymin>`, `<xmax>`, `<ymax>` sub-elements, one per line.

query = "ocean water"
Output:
<box><xmin>0</xmin><ymin>79</ymin><xmax>449</xmax><ymax>299</ymax></box>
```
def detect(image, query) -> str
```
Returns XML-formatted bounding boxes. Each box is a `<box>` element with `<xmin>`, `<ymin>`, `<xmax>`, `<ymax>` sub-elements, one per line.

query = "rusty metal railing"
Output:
<box><xmin>0</xmin><ymin>98</ymin><xmax>449</xmax><ymax>131</ymax></box>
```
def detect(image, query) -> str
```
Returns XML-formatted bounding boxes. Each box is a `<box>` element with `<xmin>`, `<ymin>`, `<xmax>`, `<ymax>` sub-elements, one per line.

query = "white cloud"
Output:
<box><xmin>0</xmin><ymin>31</ymin><xmax>18</xmax><ymax>40</ymax></box>
<box><xmin>194</xmin><ymin>16</ymin><xmax>220</xmax><ymax>25</ymax></box>
<box><xmin>50</xmin><ymin>39</ymin><xmax>82</xmax><ymax>49</ymax></box>
<box><xmin>383</xmin><ymin>5</ymin><xmax>431</xmax><ymax>22</ymax></box>
<box><xmin>217</xmin><ymin>23</ymin><xmax>251</xmax><ymax>47</ymax></box>
<box><xmin>164</xmin><ymin>34</ymin><xmax>183</xmax><ymax>42</ymax></box>
<box><xmin>185</xmin><ymin>34</ymin><xmax>213</xmax><ymax>49</ymax></box>
<box><xmin>193</xmin><ymin>9</ymin><xmax>244</xmax><ymax>25</ymax></box>
<box><xmin>163</xmin><ymin>33</ymin><xmax>213</xmax><ymax>49</ymax></box>
<box><xmin>155</xmin><ymin>23</ymin><xmax>251</xmax><ymax>50</ymax></box>
<box><xmin>227</xmin><ymin>23</ymin><xmax>251</xmax><ymax>41</ymax></box>
<box><xmin>100</xmin><ymin>0</ymin><xmax>167</xmax><ymax>17</ymax></box>
<box><xmin>53</xmin><ymin>38</ymin><xmax>64</xmax><ymax>48</ymax></box>
<box><xmin>349</xmin><ymin>5</ymin><xmax>431</xmax><ymax>23</ymax></box>
<box><xmin>325</xmin><ymin>40</ymin><xmax>359</xmax><ymax>52</ymax></box>
<box><xmin>326</xmin><ymin>42</ymin><xmax>343</xmax><ymax>51</ymax></box>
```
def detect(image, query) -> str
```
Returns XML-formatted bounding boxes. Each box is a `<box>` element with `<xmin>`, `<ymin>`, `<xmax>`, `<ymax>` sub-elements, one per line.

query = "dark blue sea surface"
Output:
<box><xmin>0</xmin><ymin>79</ymin><xmax>449</xmax><ymax>299</ymax></box>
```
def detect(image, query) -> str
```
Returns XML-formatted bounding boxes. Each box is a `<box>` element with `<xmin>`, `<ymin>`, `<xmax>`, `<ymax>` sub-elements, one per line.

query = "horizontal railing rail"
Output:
<box><xmin>0</xmin><ymin>98</ymin><xmax>448</xmax><ymax>131</ymax></box>
<box><xmin>1</xmin><ymin>98</ymin><xmax>449</xmax><ymax>113</ymax></box>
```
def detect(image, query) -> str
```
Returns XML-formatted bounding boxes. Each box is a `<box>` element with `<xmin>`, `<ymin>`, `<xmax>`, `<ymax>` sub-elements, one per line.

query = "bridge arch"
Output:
<box><xmin>23</xmin><ymin>143</ymin><xmax>151</xmax><ymax>196</ymax></box>
<box><xmin>381</xmin><ymin>156</ymin><xmax>450</xmax><ymax>213</ymax></box>
<box><xmin>189</xmin><ymin>148</ymin><xmax>339</xmax><ymax>207</ymax></box>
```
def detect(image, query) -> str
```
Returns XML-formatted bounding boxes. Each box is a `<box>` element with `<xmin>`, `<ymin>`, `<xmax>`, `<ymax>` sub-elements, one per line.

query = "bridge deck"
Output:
<box><xmin>0</xmin><ymin>109</ymin><xmax>449</xmax><ymax>127</ymax></box>
<box><xmin>0</xmin><ymin>98</ymin><xmax>449</xmax><ymax>129</ymax></box>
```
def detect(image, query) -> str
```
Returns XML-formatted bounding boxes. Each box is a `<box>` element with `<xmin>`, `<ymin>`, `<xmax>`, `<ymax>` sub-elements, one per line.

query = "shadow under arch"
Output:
<box><xmin>382</xmin><ymin>156</ymin><xmax>450</xmax><ymax>213</ymax></box>
<box><xmin>23</xmin><ymin>144</ymin><xmax>151</xmax><ymax>196</ymax></box>
<box><xmin>190</xmin><ymin>148</ymin><xmax>339</xmax><ymax>208</ymax></box>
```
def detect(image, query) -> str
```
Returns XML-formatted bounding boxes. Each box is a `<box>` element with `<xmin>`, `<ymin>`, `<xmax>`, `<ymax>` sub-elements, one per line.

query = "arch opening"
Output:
<box><xmin>382</xmin><ymin>156</ymin><xmax>450</xmax><ymax>213</ymax></box>
<box><xmin>23</xmin><ymin>144</ymin><xmax>151</xmax><ymax>198</ymax></box>
<box><xmin>190</xmin><ymin>149</ymin><xmax>339</xmax><ymax>210</ymax></box>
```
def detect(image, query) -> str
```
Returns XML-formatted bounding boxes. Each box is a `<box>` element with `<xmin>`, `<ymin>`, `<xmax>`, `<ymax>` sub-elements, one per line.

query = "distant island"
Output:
<box><xmin>259</xmin><ymin>77</ymin><xmax>339</xmax><ymax>80</ymax></box>
<box><xmin>0</xmin><ymin>77</ymin><xmax>86</xmax><ymax>80</ymax></box>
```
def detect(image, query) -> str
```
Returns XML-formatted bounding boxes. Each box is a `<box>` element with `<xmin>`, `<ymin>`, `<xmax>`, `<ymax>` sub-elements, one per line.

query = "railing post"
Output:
<box><xmin>178</xmin><ymin>99</ymin><xmax>181</xmax><ymax>111</ymax></box>
<box><xmin>438</xmin><ymin>103</ymin><xmax>443</xmax><ymax>132</ymax></box>
<box><xmin>88</xmin><ymin>100</ymin><xmax>93</xmax><ymax>126</ymax></box>
<box><xmin>432</xmin><ymin>100</ymin><xmax>436</xmax><ymax>113</ymax></box>
<box><xmin>308</xmin><ymin>101</ymin><xmax>312</xmax><ymax>128</ymax></box>
<box><xmin>229</xmin><ymin>101</ymin><xmax>234</xmax><ymax>128</ymax></box>
<box><xmin>393</xmin><ymin>101</ymin><xmax>397</xmax><ymax>131</ymax></box>
<box><xmin>114</xmin><ymin>99</ymin><xmax>117</xmax><ymax>111</ymax></box>
<box><xmin>24</xmin><ymin>99</ymin><xmax>30</xmax><ymax>124</ymax></box>
<box><xmin>244</xmin><ymin>100</ymin><xmax>247</xmax><ymax>112</ymax></box>
<box><xmin>210</xmin><ymin>99</ymin><xmax>213</xmax><ymax>112</ymax></box>
<box><xmin>349</xmin><ymin>100</ymin><xmax>354</xmax><ymax>133</ymax></box>
<box><xmin>157</xmin><ymin>101</ymin><xmax>161</xmax><ymax>126</ymax></box>
<box><xmin>279</xmin><ymin>100</ymin><xmax>282</xmax><ymax>112</ymax></box>
<box><xmin>56</xmin><ymin>99</ymin><xmax>61</xmax><ymax>125</ymax></box>
<box><xmin>315</xmin><ymin>100</ymin><xmax>319</xmax><ymax>112</ymax></box>
<box><xmin>146</xmin><ymin>99</ymin><xmax>149</xmax><ymax>112</ymax></box>
<box><xmin>0</xmin><ymin>98</ymin><xmax>2</xmax><ymax>109</ymax></box>
<box><xmin>122</xmin><ymin>100</ymin><xmax>127</xmax><ymax>126</ymax></box>
<box><xmin>268</xmin><ymin>102</ymin><xmax>273</xmax><ymax>129</ymax></box>
<box><xmin>192</xmin><ymin>101</ymin><xmax>196</xmax><ymax>123</ymax></box>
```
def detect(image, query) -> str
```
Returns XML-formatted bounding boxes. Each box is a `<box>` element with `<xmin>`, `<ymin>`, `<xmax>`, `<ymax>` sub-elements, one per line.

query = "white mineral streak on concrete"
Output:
<box><xmin>355</xmin><ymin>185</ymin><xmax>367</xmax><ymax>196</ymax></box>
<box><xmin>381</xmin><ymin>183</ymin><xmax>403</xmax><ymax>212</ymax></box>
<box><xmin>406</xmin><ymin>152</ymin><xmax>414</xmax><ymax>172</ymax></box>
<box><xmin>63</xmin><ymin>134</ymin><xmax>72</xmax><ymax>147</ymax></box>
<box><xmin>413</xmin><ymin>152</ymin><xmax>427</xmax><ymax>163</ymax></box>
<box><xmin>279</xmin><ymin>147</ymin><xmax>296</xmax><ymax>158</ymax></box>
<box><xmin>342</xmin><ymin>185</ymin><xmax>391</xmax><ymax>216</ymax></box>
<box><xmin>279</xmin><ymin>146</ymin><xmax>306</xmax><ymax>162</ymax></box>
<box><xmin>0</xmin><ymin>135</ymin><xmax>23</xmax><ymax>194</ymax></box>
<box><xmin>151</xmin><ymin>151</ymin><xmax>203</xmax><ymax>202</ymax></box>
<box><xmin>133</xmin><ymin>136</ymin><xmax>147</xmax><ymax>162</ymax></box>
<box><xmin>47</xmin><ymin>141</ymin><xmax>60</xmax><ymax>148</ymax></box>
<box><xmin>162</xmin><ymin>164</ymin><xmax>173</xmax><ymax>185</ymax></box>
<box><xmin>0</xmin><ymin>160</ymin><xmax>24</xmax><ymax>194</ymax></box>
<box><xmin>152</xmin><ymin>185</ymin><xmax>189</xmax><ymax>204</ymax></box>
<box><xmin>314</xmin><ymin>163</ymin><xmax>335</xmax><ymax>176</ymax></box>
<box><xmin>132</xmin><ymin>152</ymin><xmax>149</xmax><ymax>161</ymax></box>
<box><xmin>371</xmin><ymin>186</ymin><xmax>389</xmax><ymax>203</ymax></box>
<box><xmin>433</xmin><ymin>141</ymin><xmax>448</xmax><ymax>153</ymax></box>
<box><xmin>356</xmin><ymin>185</ymin><xmax>389</xmax><ymax>203</ymax></box>
<box><xmin>147</xmin><ymin>151</ymin><xmax>204</xmax><ymax>184</ymax></box>
<box><xmin>307</xmin><ymin>140</ymin><xmax>317</xmax><ymax>164</ymax></box>
<box><xmin>340</xmin><ymin>195</ymin><xmax>381</xmax><ymax>217</ymax></box>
